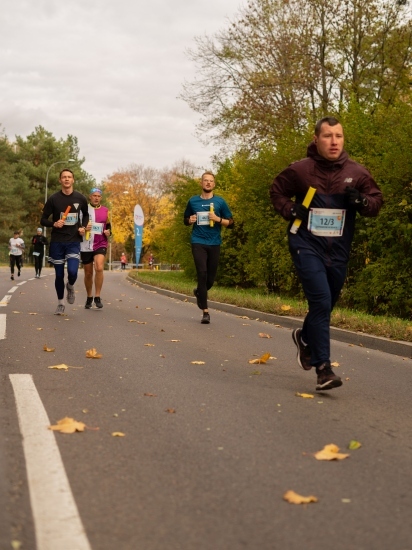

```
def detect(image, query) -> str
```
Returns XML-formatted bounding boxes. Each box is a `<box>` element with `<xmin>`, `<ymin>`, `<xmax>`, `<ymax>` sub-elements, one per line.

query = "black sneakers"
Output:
<box><xmin>10</xmin><ymin>275</ymin><xmax>14</xmax><ymax>280</ymax></box>
<box><xmin>292</xmin><ymin>328</ymin><xmax>312</xmax><ymax>370</ymax></box>
<box><xmin>85</xmin><ymin>297</ymin><xmax>93</xmax><ymax>309</ymax></box>
<box><xmin>315</xmin><ymin>363</ymin><xmax>342</xmax><ymax>391</ymax></box>
<box><xmin>18</xmin><ymin>271</ymin><xmax>21</xmax><ymax>277</ymax></box>
<box><xmin>94</xmin><ymin>297</ymin><xmax>103</xmax><ymax>309</ymax></box>
<box><xmin>201</xmin><ymin>312</ymin><xmax>210</xmax><ymax>324</ymax></box>
<box><xmin>193</xmin><ymin>288</ymin><xmax>202</xmax><ymax>309</ymax></box>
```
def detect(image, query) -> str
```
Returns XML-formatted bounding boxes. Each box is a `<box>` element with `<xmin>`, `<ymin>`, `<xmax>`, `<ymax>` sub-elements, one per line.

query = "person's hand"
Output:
<box><xmin>345</xmin><ymin>186</ymin><xmax>365</xmax><ymax>205</ymax></box>
<box><xmin>104</xmin><ymin>229</ymin><xmax>111</xmax><ymax>237</ymax></box>
<box><xmin>54</xmin><ymin>219</ymin><xmax>65</xmax><ymax>228</ymax></box>
<box><xmin>78</xmin><ymin>227</ymin><xmax>85</xmax><ymax>235</ymax></box>
<box><xmin>291</xmin><ymin>203</ymin><xmax>309</xmax><ymax>223</ymax></box>
<box><xmin>189</xmin><ymin>214</ymin><xmax>197</xmax><ymax>224</ymax></box>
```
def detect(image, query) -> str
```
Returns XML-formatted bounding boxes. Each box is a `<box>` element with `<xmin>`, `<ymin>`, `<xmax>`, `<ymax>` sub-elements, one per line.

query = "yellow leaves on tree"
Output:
<box><xmin>283</xmin><ymin>490</ymin><xmax>318</xmax><ymax>505</ymax></box>
<box><xmin>49</xmin><ymin>417</ymin><xmax>86</xmax><ymax>434</ymax></box>
<box><xmin>248</xmin><ymin>352</ymin><xmax>271</xmax><ymax>364</ymax></box>
<box><xmin>314</xmin><ymin>444</ymin><xmax>350</xmax><ymax>461</ymax></box>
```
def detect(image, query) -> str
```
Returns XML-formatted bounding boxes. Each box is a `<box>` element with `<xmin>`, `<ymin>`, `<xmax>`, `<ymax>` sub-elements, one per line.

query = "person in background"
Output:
<box><xmin>120</xmin><ymin>252</ymin><xmax>127</xmax><ymax>270</ymax></box>
<box><xmin>31</xmin><ymin>228</ymin><xmax>48</xmax><ymax>278</ymax></box>
<box><xmin>80</xmin><ymin>188</ymin><xmax>111</xmax><ymax>309</ymax></box>
<box><xmin>40</xmin><ymin>169</ymin><xmax>89</xmax><ymax>315</ymax></box>
<box><xmin>184</xmin><ymin>171</ymin><xmax>234</xmax><ymax>324</ymax></box>
<box><xmin>9</xmin><ymin>230</ymin><xmax>25</xmax><ymax>281</ymax></box>
<box><xmin>270</xmin><ymin>116</ymin><xmax>383</xmax><ymax>391</ymax></box>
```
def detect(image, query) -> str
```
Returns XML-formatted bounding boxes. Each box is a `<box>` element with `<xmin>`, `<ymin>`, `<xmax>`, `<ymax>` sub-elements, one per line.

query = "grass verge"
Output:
<box><xmin>128</xmin><ymin>270</ymin><xmax>412</xmax><ymax>343</ymax></box>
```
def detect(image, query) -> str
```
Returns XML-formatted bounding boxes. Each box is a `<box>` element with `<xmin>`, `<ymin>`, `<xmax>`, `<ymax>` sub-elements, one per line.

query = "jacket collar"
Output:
<box><xmin>307</xmin><ymin>141</ymin><xmax>348</xmax><ymax>169</ymax></box>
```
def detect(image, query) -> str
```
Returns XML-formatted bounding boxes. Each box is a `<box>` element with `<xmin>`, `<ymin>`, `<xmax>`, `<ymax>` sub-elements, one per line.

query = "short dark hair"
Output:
<box><xmin>314</xmin><ymin>117</ymin><xmax>341</xmax><ymax>136</ymax></box>
<box><xmin>14</xmin><ymin>230</ymin><xmax>19</xmax><ymax>234</ymax></box>
<box><xmin>59</xmin><ymin>168</ymin><xmax>74</xmax><ymax>178</ymax></box>
<box><xmin>201</xmin><ymin>171</ymin><xmax>215</xmax><ymax>181</ymax></box>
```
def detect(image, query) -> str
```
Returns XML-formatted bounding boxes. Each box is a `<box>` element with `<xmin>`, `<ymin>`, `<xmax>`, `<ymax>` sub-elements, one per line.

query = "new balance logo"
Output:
<box><xmin>344</xmin><ymin>178</ymin><xmax>353</xmax><ymax>183</ymax></box>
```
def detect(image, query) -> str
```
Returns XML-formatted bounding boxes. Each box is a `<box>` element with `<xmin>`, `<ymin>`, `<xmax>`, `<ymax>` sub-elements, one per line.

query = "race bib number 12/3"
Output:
<box><xmin>308</xmin><ymin>209</ymin><xmax>346</xmax><ymax>237</ymax></box>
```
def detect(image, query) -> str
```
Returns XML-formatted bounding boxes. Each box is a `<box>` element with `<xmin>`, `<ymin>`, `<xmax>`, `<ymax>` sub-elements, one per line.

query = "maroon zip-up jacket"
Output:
<box><xmin>270</xmin><ymin>142</ymin><xmax>383</xmax><ymax>266</ymax></box>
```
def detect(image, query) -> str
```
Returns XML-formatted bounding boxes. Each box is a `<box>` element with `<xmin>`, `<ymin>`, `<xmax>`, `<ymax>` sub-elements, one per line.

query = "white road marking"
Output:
<box><xmin>17</xmin><ymin>281</ymin><xmax>27</xmax><ymax>285</ymax></box>
<box><xmin>8</xmin><ymin>286</ymin><xmax>18</xmax><ymax>293</ymax></box>
<box><xmin>0</xmin><ymin>314</ymin><xmax>6</xmax><ymax>339</ymax></box>
<box><xmin>9</xmin><ymin>374</ymin><xmax>92</xmax><ymax>550</ymax></box>
<box><xmin>0</xmin><ymin>295</ymin><xmax>11</xmax><ymax>307</ymax></box>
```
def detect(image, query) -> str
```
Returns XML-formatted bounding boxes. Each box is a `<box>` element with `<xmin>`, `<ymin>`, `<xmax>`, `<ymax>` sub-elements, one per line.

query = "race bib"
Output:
<box><xmin>61</xmin><ymin>212</ymin><xmax>79</xmax><ymax>226</ymax></box>
<box><xmin>33</xmin><ymin>251</ymin><xmax>40</xmax><ymax>256</ymax></box>
<box><xmin>11</xmin><ymin>247</ymin><xmax>19</xmax><ymax>255</ymax></box>
<box><xmin>91</xmin><ymin>222</ymin><xmax>104</xmax><ymax>235</ymax></box>
<box><xmin>308</xmin><ymin>209</ymin><xmax>346</xmax><ymax>237</ymax></box>
<box><xmin>196</xmin><ymin>212</ymin><xmax>210</xmax><ymax>226</ymax></box>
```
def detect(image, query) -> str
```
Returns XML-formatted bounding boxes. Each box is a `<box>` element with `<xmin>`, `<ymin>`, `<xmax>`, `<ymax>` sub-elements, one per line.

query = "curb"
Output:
<box><xmin>127</xmin><ymin>277</ymin><xmax>412</xmax><ymax>359</ymax></box>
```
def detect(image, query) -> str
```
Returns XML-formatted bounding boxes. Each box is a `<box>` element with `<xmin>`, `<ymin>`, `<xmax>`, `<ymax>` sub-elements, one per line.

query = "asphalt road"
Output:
<box><xmin>0</xmin><ymin>266</ymin><xmax>411</xmax><ymax>550</ymax></box>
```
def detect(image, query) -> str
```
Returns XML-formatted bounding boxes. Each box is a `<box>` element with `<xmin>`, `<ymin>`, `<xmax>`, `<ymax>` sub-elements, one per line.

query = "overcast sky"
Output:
<box><xmin>0</xmin><ymin>0</ymin><xmax>242</xmax><ymax>183</ymax></box>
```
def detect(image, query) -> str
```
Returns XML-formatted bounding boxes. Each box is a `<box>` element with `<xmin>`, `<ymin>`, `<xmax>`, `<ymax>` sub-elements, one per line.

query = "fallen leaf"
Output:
<box><xmin>251</xmin><ymin>370</ymin><xmax>261</xmax><ymax>375</ymax></box>
<box><xmin>191</xmin><ymin>360</ymin><xmax>205</xmax><ymax>364</ymax></box>
<box><xmin>259</xmin><ymin>333</ymin><xmax>271</xmax><ymax>338</ymax></box>
<box><xmin>136</xmin><ymin>321</ymin><xmax>147</xmax><ymax>324</ymax></box>
<box><xmin>13</xmin><ymin>311</ymin><xmax>21</xmax><ymax>314</ymax></box>
<box><xmin>168</xmin><ymin>339</ymin><xmax>181</xmax><ymax>342</ymax></box>
<box><xmin>295</xmin><ymin>392</ymin><xmax>314</xmax><ymax>399</ymax></box>
<box><xmin>238</xmin><ymin>315</ymin><xmax>249</xmax><ymax>319</ymax></box>
<box><xmin>48</xmin><ymin>364</ymin><xmax>69</xmax><ymax>371</ymax></box>
<box><xmin>144</xmin><ymin>392</ymin><xmax>157</xmax><ymax>397</ymax></box>
<box><xmin>144</xmin><ymin>343</ymin><xmax>155</xmax><ymax>347</ymax></box>
<box><xmin>86</xmin><ymin>348</ymin><xmax>103</xmax><ymax>358</ymax></box>
<box><xmin>43</xmin><ymin>345</ymin><xmax>56</xmax><ymax>352</ymax></box>
<box><xmin>111</xmin><ymin>432</ymin><xmax>125</xmax><ymax>437</ymax></box>
<box><xmin>165</xmin><ymin>408</ymin><xmax>176</xmax><ymax>413</ymax></box>
<box><xmin>128</xmin><ymin>319</ymin><xmax>138</xmax><ymax>322</ymax></box>
<box><xmin>314</xmin><ymin>444</ymin><xmax>350</xmax><ymax>461</ymax></box>
<box><xmin>345</xmin><ymin>377</ymin><xmax>350</xmax><ymax>381</ymax></box>
<box><xmin>48</xmin><ymin>417</ymin><xmax>86</xmax><ymax>433</ymax></box>
<box><xmin>348</xmin><ymin>440</ymin><xmax>362</xmax><ymax>450</ymax></box>
<box><xmin>331</xmin><ymin>361</ymin><xmax>340</xmax><ymax>367</ymax></box>
<box><xmin>248</xmin><ymin>352</ymin><xmax>271</xmax><ymax>364</ymax></box>
<box><xmin>283</xmin><ymin>490</ymin><xmax>318</xmax><ymax>504</ymax></box>
<box><xmin>135</xmin><ymin>305</ymin><xmax>139</xmax><ymax>308</ymax></box>
<box><xmin>242</xmin><ymin>323</ymin><xmax>251</xmax><ymax>326</ymax></box>
<box><xmin>281</xmin><ymin>305</ymin><xmax>291</xmax><ymax>311</ymax></box>
<box><xmin>28</xmin><ymin>312</ymin><xmax>38</xmax><ymax>315</ymax></box>
<box><xmin>36</xmin><ymin>328</ymin><xmax>43</xmax><ymax>330</ymax></box>
<box><xmin>145</xmin><ymin>307</ymin><xmax>152</xmax><ymax>310</ymax></box>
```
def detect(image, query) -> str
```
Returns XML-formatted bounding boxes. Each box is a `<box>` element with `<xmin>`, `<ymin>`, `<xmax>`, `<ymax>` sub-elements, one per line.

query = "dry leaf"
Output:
<box><xmin>165</xmin><ymin>408</ymin><xmax>176</xmax><ymax>413</ymax></box>
<box><xmin>281</xmin><ymin>305</ymin><xmax>291</xmax><ymax>311</ymax></box>
<box><xmin>29</xmin><ymin>312</ymin><xmax>38</xmax><ymax>315</ymax></box>
<box><xmin>348</xmin><ymin>440</ymin><xmax>362</xmax><ymax>450</ymax></box>
<box><xmin>144</xmin><ymin>392</ymin><xmax>157</xmax><ymax>397</ymax></box>
<box><xmin>43</xmin><ymin>345</ymin><xmax>56</xmax><ymax>352</ymax></box>
<box><xmin>144</xmin><ymin>343</ymin><xmax>155</xmax><ymax>347</ymax></box>
<box><xmin>191</xmin><ymin>360</ymin><xmax>205</xmax><ymax>365</ymax></box>
<box><xmin>49</xmin><ymin>417</ymin><xmax>86</xmax><ymax>433</ymax></box>
<box><xmin>36</xmin><ymin>328</ymin><xmax>43</xmax><ymax>330</ymax></box>
<box><xmin>259</xmin><ymin>333</ymin><xmax>271</xmax><ymax>339</ymax></box>
<box><xmin>12</xmin><ymin>311</ymin><xmax>21</xmax><ymax>314</ymax></box>
<box><xmin>248</xmin><ymin>352</ymin><xmax>271</xmax><ymax>364</ymax></box>
<box><xmin>111</xmin><ymin>432</ymin><xmax>125</xmax><ymax>437</ymax></box>
<box><xmin>128</xmin><ymin>319</ymin><xmax>138</xmax><ymax>322</ymax></box>
<box><xmin>145</xmin><ymin>307</ymin><xmax>152</xmax><ymax>310</ymax></box>
<box><xmin>48</xmin><ymin>364</ymin><xmax>69</xmax><ymax>371</ymax></box>
<box><xmin>168</xmin><ymin>339</ymin><xmax>181</xmax><ymax>342</ymax></box>
<box><xmin>136</xmin><ymin>321</ymin><xmax>147</xmax><ymax>324</ymax></box>
<box><xmin>238</xmin><ymin>315</ymin><xmax>249</xmax><ymax>319</ymax></box>
<box><xmin>86</xmin><ymin>348</ymin><xmax>103</xmax><ymax>358</ymax></box>
<box><xmin>283</xmin><ymin>490</ymin><xmax>318</xmax><ymax>505</ymax></box>
<box><xmin>331</xmin><ymin>361</ymin><xmax>340</xmax><ymax>367</ymax></box>
<box><xmin>251</xmin><ymin>370</ymin><xmax>261</xmax><ymax>375</ymax></box>
<box><xmin>295</xmin><ymin>392</ymin><xmax>314</xmax><ymax>399</ymax></box>
<box><xmin>314</xmin><ymin>444</ymin><xmax>350</xmax><ymax>461</ymax></box>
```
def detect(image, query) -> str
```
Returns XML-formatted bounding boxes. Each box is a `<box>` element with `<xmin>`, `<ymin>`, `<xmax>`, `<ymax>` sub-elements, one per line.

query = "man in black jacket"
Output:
<box><xmin>31</xmin><ymin>228</ymin><xmax>48</xmax><ymax>278</ymax></box>
<box><xmin>270</xmin><ymin>117</ymin><xmax>383</xmax><ymax>391</ymax></box>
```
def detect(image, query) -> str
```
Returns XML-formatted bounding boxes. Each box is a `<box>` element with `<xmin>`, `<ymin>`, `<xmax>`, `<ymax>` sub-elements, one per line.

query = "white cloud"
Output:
<box><xmin>0</xmin><ymin>0</ymin><xmax>242</xmax><ymax>182</ymax></box>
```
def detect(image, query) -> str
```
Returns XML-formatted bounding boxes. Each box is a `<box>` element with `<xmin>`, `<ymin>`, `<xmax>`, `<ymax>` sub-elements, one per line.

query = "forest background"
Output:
<box><xmin>2</xmin><ymin>0</ymin><xmax>412</xmax><ymax>319</ymax></box>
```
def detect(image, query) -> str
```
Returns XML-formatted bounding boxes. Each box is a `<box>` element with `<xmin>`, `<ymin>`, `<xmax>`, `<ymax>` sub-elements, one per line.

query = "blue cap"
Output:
<box><xmin>90</xmin><ymin>187</ymin><xmax>102</xmax><ymax>195</ymax></box>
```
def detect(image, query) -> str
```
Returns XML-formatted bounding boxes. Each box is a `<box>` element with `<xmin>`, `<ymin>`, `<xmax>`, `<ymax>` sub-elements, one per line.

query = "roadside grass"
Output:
<box><xmin>129</xmin><ymin>270</ymin><xmax>412</xmax><ymax>342</ymax></box>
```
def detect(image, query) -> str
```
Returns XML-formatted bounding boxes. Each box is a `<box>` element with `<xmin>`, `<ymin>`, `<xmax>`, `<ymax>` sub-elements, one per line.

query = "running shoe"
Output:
<box><xmin>315</xmin><ymin>363</ymin><xmax>342</xmax><ymax>391</ymax></box>
<box><xmin>85</xmin><ymin>297</ymin><xmax>93</xmax><ymax>309</ymax></box>
<box><xmin>18</xmin><ymin>271</ymin><xmax>21</xmax><ymax>277</ymax></box>
<box><xmin>66</xmin><ymin>283</ymin><xmax>75</xmax><ymax>304</ymax></box>
<box><xmin>193</xmin><ymin>288</ymin><xmax>202</xmax><ymax>309</ymax></box>
<box><xmin>10</xmin><ymin>275</ymin><xmax>14</xmax><ymax>280</ymax></box>
<box><xmin>94</xmin><ymin>297</ymin><xmax>103</xmax><ymax>309</ymax></box>
<box><xmin>292</xmin><ymin>328</ymin><xmax>312</xmax><ymax>370</ymax></box>
<box><xmin>54</xmin><ymin>304</ymin><xmax>65</xmax><ymax>316</ymax></box>
<box><xmin>201</xmin><ymin>312</ymin><xmax>210</xmax><ymax>324</ymax></box>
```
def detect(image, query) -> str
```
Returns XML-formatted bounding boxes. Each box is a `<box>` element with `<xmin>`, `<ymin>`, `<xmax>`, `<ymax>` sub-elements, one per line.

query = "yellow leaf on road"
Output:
<box><xmin>144</xmin><ymin>343</ymin><xmax>155</xmax><ymax>347</ymax></box>
<box><xmin>348</xmin><ymin>440</ymin><xmax>362</xmax><ymax>450</ymax></box>
<box><xmin>314</xmin><ymin>444</ymin><xmax>350</xmax><ymax>461</ymax></box>
<box><xmin>248</xmin><ymin>352</ymin><xmax>271</xmax><ymax>364</ymax></box>
<box><xmin>43</xmin><ymin>345</ymin><xmax>56</xmax><ymax>352</ymax></box>
<box><xmin>86</xmin><ymin>348</ymin><xmax>103</xmax><ymax>358</ymax></box>
<box><xmin>49</xmin><ymin>417</ymin><xmax>86</xmax><ymax>433</ymax></box>
<box><xmin>144</xmin><ymin>393</ymin><xmax>157</xmax><ymax>397</ymax></box>
<box><xmin>259</xmin><ymin>333</ymin><xmax>271</xmax><ymax>338</ymax></box>
<box><xmin>48</xmin><ymin>364</ymin><xmax>69</xmax><ymax>370</ymax></box>
<box><xmin>191</xmin><ymin>361</ymin><xmax>205</xmax><ymax>364</ymax></box>
<box><xmin>112</xmin><ymin>432</ymin><xmax>125</xmax><ymax>437</ymax></box>
<box><xmin>29</xmin><ymin>312</ymin><xmax>38</xmax><ymax>315</ymax></box>
<box><xmin>295</xmin><ymin>392</ymin><xmax>314</xmax><ymax>399</ymax></box>
<box><xmin>168</xmin><ymin>339</ymin><xmax>181</xmax><ymax>342</ymax></box>
<box><xmin>331</xmin><ymin>361</ymin><xmax>340</xmax><ymax>367</ymax></box>
<box><xmin>283</xmin><ymin>490</ymin><xmax>318</xmax><ymax>504</ymax></box>
<box><xmin>165</xmin><ymin>408</ymin><xmax>176</xmax><ymax>414</ymax></box>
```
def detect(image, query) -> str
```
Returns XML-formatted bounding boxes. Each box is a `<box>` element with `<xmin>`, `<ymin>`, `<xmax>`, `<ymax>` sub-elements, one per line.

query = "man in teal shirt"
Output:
<box><xmin>184</xmin><ymin>171</ymin><xmax>234</xmax><ymax>324</ymax></box>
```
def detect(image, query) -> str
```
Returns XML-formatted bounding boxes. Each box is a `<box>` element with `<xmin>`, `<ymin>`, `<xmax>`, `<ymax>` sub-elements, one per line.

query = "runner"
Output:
<box><xmin>40</xmin><ymin>169</ymin><xmax>89</xmax><ymax>315</ymax></box>
<box><xmin>9</xmin><ymin>230</ymin><xmax>25</xmax><ymax>281</ymax></box>
<box><xmin>184</xmin><ymin>171</ymin><xmax>234</xmax><ymax>324</ymax></box>
<box><xmin>80</xmin><ymin>188</ymin><xmax>111</xmax><ymax>309</ymax></box>
<box><xmin>31</xmin><ymin>228</ymin><xmax>48</xmax><ymax>278</ymax></box>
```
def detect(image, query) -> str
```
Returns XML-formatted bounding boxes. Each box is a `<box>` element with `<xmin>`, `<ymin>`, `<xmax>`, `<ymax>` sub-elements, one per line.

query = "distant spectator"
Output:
<box><xmin>120</xmin><ymin>252</ymin><xmax>127</xmax><ymax>270</ymax></box>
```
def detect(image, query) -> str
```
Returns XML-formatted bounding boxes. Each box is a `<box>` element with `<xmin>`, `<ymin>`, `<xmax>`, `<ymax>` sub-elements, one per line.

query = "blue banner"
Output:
<box><xmin>134</xmin><ymin>205</ymin><xmax>144</xmax><ymax>265</ymax></box>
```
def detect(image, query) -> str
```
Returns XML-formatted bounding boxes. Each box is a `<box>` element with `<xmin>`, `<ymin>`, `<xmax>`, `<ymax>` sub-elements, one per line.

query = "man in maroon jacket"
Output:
<box><xmin>270</xmin><ymin>117</ymin><xmax>383</xmax><ymax>391</ymax></box>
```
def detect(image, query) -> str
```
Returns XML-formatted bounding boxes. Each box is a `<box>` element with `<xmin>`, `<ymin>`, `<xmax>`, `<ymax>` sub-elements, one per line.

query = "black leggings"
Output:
<box><xmin>34</xmin><ymin>254</ymin><xmax>44</xmax><ymax>275</ymax></box>
<box><xmin>10</xmin><ymin>255</ymin><xmax>22</xmax><ymax>275</ymax></box>
<box><xmin>192</xmin><ymin>244</ymin><xmax>220</xmax><ymax>310</ymax></box>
